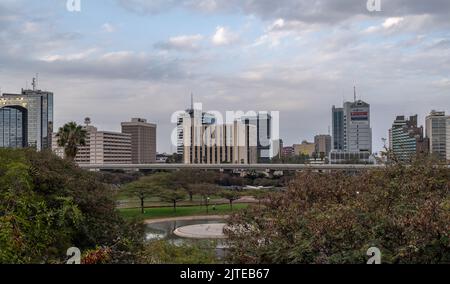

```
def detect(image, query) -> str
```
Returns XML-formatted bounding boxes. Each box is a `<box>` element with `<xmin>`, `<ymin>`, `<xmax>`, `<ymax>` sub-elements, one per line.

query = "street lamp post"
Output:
<box><xmin>206</xmin><ymin>197</ymin><xmax>210</xmax><ymax>214</ymax></box>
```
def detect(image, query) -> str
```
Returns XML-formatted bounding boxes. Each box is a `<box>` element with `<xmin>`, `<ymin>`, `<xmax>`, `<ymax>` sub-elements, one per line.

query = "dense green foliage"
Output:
<box><xmin>0</xmin><ymin>149</ymin><xmax>144</xmax><ymax>264</ymax></box>
<box><xmin>227</xmin><ymin>158</ymin><xmax>450</xmax><ymax>264</ymax></box>
<box><xmin>138</xmin><ymin>240</ymin><xmax>218</xmax><ymax>264</ymax></box>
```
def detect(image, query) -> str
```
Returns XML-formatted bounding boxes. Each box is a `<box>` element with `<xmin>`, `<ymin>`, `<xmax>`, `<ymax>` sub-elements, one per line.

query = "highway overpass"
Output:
<box><xmin>79</xmin><ymin>163</ymin><xmax>386</xmax><ymax>172</ymax></box>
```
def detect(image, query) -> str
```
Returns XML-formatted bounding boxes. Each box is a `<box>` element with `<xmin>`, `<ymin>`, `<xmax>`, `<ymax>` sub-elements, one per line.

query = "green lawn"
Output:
<box><xmin>119</xmin><ymin>203</ymin><xmax>249</xmax><ymax>220</ymax></box>
<box><xmin>115</xmin><ymin>194</ymin><xmax>228</xmax><ymax>209</ymax></box>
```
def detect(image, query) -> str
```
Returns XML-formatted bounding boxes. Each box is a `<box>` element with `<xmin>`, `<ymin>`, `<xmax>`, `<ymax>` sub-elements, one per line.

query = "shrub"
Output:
<box><xmin>226</xmin><ymin>158</ymin><xmax>450</xmax><ymax>264</ymax></box>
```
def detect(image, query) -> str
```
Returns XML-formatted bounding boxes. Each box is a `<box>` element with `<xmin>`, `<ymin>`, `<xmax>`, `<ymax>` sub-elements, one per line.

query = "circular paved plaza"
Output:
<box><xmin>173</xmin><ymin>223</ymin><xmax>227</xmax><ymax>239</ymax></box>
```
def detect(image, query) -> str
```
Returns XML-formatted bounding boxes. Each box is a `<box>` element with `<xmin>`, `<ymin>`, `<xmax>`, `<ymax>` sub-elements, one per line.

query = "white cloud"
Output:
<box><xmin>40</xmin><ymin>48</ymin><xmax>98</xmax><ymax>62</ymax></box>
<box><xmin>252</xmin><ymin>18</ymin><xmax>317</xmax><ymax>47</ymax></box>
<box><xmin>365</xmin><ymin>17</ymin><xmax>404</xmax><ymax>33</ymax></box>
<box><xmin>155</xmin><ymin>34</ymin><xmax>204</xmax><ymax>51</ymax></box>
<box><xmin>118</xmin><ymin>0</ymin><xmax>450</xmax><ymax>27</ymax></box>
<box><xmin>382</xmin><ymin>17</ymin><xmax>404</xmax><ymax>29</ymax></box>
<box><xmin>212</xmin><ymin>26</ymin><xmax>239</xmax><ymax>46</ymax></box>
<box><xmin>364</xmin><ymin>16</ymin><xmax>439</xmax><ymax>34</ymax></box>
<box><xmin>2</xmin><ymin>0</ymin><xmax>450</xmax><ymax>154</ymax></box>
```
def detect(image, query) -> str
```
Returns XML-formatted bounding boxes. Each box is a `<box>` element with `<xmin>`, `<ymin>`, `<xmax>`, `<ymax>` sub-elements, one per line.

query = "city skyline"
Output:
<box><xmin>1</xmin><ymin>84</ymin><xmax>448</xmax><ymax>157</ymax></box>
<box><xmin>0</xmin><ymin>1</ymin><xmax>449</xmax><ymax>153</ymax></box>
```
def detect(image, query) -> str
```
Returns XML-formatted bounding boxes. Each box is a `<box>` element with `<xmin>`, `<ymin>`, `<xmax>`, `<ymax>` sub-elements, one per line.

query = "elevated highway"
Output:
<box><xmin>79</xmin><ymin>163</ymin><xmax>386</xmax><ymax>172</ymax></box>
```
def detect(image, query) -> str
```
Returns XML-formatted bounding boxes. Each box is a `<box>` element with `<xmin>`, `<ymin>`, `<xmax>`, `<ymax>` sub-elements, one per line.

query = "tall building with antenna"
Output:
<box><xmin>0</xmin><ymin>77</ymin><xmax>54</xmax><ymax>150</ymax></box>
<box><xmin>176</xmin><ymin>93</ymin><xmax>215</xmax><ymax>156</ymax></box>
<box><xmin>330</xmin><ymin>87</ymin><xmax>373</xmax><ymax>164</ymax></box>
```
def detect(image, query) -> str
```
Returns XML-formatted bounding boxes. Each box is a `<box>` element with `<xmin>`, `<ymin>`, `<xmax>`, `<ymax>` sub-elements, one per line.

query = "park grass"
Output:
<box><xmin>116</xmin><ymin>194</ymin><xmax>232</xmax><ymax>209</ymax></box>
<box><xmin>119</xmin><ymin>203</ymin><xmax>249</xmax><ymax>221</ymax></box>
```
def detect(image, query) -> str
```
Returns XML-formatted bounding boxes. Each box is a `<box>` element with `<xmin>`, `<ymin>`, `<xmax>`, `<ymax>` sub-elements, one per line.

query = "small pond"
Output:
<box><xmin>145</xmin><ymin>218</ymin><xmax>228</xmax><ymax>258</ymax></box>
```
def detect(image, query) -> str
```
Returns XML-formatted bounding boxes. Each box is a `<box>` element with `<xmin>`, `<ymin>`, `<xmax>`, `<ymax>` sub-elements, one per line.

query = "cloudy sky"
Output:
<box><xmin>0</xmin><ymin>0</ymin><xmax>449</xmax><ymax>153</ymax></box>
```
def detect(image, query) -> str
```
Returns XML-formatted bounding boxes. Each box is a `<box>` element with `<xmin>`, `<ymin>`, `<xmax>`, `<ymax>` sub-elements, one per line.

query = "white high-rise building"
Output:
<box><xmin>330</xmin><ymin>90</ymin><xmax>373</xmax><ymax>164</ymax></box>
<box><xmin>343</xmin><ymin>100</ymin><xmax>372</xmax><ymax>153</ymax></box>
<box><xmin>179</xmin><ymin>104</ymin><xmax>257</xmax><ymax>164</ymax></box>
<box><xmin>330</xmin><ymin>88</ymin><xmax>373</xmax><ymax>164</ymax></box>
<box><xmin>426</xmin><ymin>111</ymin><xmax>447</xmax><ymax>161</ymax></box>
<box><xmin>182</xmin><ymin>119</ymin><xmax>257</xmax><ymax>165</ymax></box>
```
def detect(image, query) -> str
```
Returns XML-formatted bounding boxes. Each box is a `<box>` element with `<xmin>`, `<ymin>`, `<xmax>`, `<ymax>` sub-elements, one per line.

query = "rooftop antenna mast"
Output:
<box><xmin>190</xmin><ymin>92</ymin><xmax>194</xmax><ymax>110</ymax></box>
<box><xmin>31</xmin><ymin>77</ymin><xmax>36</xmax><ymax>91</ymax></box>
<box><xmin>353</xmin><ymin>86</ymin><xmax>357</xmax><ymax>102</ymax></box>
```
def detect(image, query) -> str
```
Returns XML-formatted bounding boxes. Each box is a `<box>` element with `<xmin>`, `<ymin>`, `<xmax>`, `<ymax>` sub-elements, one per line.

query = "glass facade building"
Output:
<box><xmin>332</xmin><ymin>106</ymin><xmax>344</xmax><ymax>151</ymax></box>
<box><xmin>390</xmin><ymin>115</ymin><xmax>428</xmax><ymax>161</ymax></box>
<box><xmin>0</xmin><ymin>106</ymin><xmax>28</xmax><ymax>148</ymax></box>
<box><xmin>0</xmin><ymin>89</ymin><xmax>54</xmax><ymax>151</ymax></box>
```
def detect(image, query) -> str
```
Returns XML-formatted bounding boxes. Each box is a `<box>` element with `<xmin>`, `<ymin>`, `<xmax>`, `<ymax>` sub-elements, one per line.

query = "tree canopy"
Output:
<box><xmin>0</xmin><ymin>149</ymin><xmax>143</xmax><ymax>264</ymax></box>
<box><xmin>226</xmin><ymin>158</ymin><xmax>450</xmax><ymax>264</ymax></box>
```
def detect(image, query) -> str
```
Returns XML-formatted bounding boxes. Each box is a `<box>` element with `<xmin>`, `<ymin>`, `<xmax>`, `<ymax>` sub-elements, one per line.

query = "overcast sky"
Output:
<box><xmin>1</xmin><ymin>0</ymin><xmax>449</xmax><ymax>153</ymax></box>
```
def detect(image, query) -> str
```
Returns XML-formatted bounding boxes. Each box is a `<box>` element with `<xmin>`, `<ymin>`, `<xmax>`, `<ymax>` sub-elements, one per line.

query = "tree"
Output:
<box><xmin>173</xmin><ymin>170</ymin><xmax>218</xmax><ymax>202</ymax></box>
<box><xmin>218</xmin><ymin>174</ymin><xmax>245</xmax><ymax>187</ymax></box>
<box><xmin>248</xmin><ymin>189</ymin><xmax>272</xmax><ymax>208</ymax></box>
<box><xmin>159</xmin><ymin>189</ymin><xmax>187</xmax><ymax>212</ymax></box>
<box><xmin>220</xmin><ymin>190</ymin><xmax>242</xmax><ymax>210</ymax></box>
<box><xmin>319</xmin><ymin>152</ymin><xmax>326</xmax><ymax>161</ymax></box>
<box><xmin>166</xmin><ymin>154</ymin><xmax>183</xmax><ymax>164</ymax></box>
<box><xmin>56</xmin><ymin>122</ymin><xmax>87</xmax><ymax>160</ymax></box>
<box><xmin>192</xmin><ymin>183</ymin><xmax>219</xmax><ymax>213</ymax></box>
<box><xmin>123</xmin><ymin>173</ymin><xmax>170</xmax><ymax>214</ymax></box>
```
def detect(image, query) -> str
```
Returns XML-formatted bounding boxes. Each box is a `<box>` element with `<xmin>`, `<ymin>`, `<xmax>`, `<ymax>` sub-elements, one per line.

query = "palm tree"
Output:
<box><xmin>56</xmin><ymin>122</ymin><xmax>87</xmax><ymax>160</ymax></box>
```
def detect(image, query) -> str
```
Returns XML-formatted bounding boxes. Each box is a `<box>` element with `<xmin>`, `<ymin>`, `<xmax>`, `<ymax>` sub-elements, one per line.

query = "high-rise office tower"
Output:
<box><xmin>241</xmin><ymin>112</ymin><xmax>274</xmax><ymax>162</ymax></box>
<box><xmin>343</xmin><ymin>100</ymin><xmax>372</xmax><ymax>153</ymax></box>
<box><xmin>176</xmin><ymin>102</ymin><xmax>215</xmax><ymax>157</ymax></box>
<box><xmin>426</xmin><ymin>110</ymin><xmax>448</xmax><ymax>161</ymax></box>
<box><xmin>181</xmin><ymin>118</ymin><xmax>257</xmax><ymax>165</ymax></box>
<box><xmin>332</xmin><ymin>106</ymin><xmax>344</xmax><ymax>151</ymax></box>
<box><xmin>389</xmin><ymin>115</ymin><xmax>429</xmax><ymax>161</ymax></box>
<box><xmin>447</xmin><ymin>117</ymin><xmax>450</xmax><ymax>162</ymax></box>
<box><xmin>179</xmin><ymin>103</ymin><xmax>257</xmax><ymax>164</ymax></box>
<box><xmin>121</xmin><ymin>118</ymin><xmax>157</xmax><ymax>164</ymax></box>
<box><xmin>330</xmin><ymin>89</ymin><xmax>373</xmax><ymax>164</ymax></box>
<box><xmin>0</xmin><ymin>85</ymin><xmax>53</xmax><ymax>151</ymax></box>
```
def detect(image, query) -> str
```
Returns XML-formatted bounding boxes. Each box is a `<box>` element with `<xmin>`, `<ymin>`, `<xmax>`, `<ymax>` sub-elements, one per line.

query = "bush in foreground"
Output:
<box><xmin>0</xmin><ymin>149</ymin><xmax>144</xmax><ymax>264</ymax></box>
<box><xmin>226</xmin><ymin>158</ymin><xmax>450</xmax><ymax>264</ymax></box>
<box><xmin>138</xmin><ymin>240</ymin><xmax>218</xmax><ymax>264</ymax></box>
